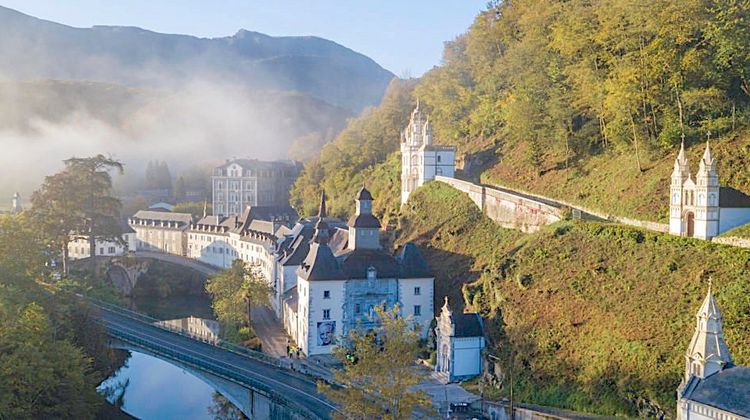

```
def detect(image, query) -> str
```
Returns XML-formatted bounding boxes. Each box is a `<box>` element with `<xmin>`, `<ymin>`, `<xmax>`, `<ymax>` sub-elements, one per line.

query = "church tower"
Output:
<box><xmin>400</xmin><ymin>102</ymin><xmax>456</xmax><ymax>205</ymax></box>
<box><xmin>693</xmin><ymin>140</ymin><xmax>720</xmax><ymax>239</ymax></box>
<box><xmin>683</xmin><ymin>281</ymin><xmax>732</xmax><ymax>382</ymax></box>
<box><xmin>10</xmin><ymin>192</ymin><xmax>22</xmax><ymax>214</ymax></box>
<box><xmin>347</xmin><ymin>186</ymin><xmax>381</xmax><ymax>250</ymax></box>
<box><xmin>669</xmin><ymin>139</ymin><xmax>690</xmax><ymax>236</ymax></box>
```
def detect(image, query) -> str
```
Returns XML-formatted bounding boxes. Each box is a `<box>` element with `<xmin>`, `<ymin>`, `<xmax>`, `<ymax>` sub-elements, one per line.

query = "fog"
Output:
<box><xmin>0</xmin><ymin>78</ymin><xmax>347</xmax><ymax>208</ymax></box>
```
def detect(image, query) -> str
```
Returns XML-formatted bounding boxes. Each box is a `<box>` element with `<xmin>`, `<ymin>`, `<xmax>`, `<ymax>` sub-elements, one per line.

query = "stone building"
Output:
<box><xmin>212</xmin><ymin>159</ymin><xmax>301</xmax><ymax>217</ymax></box>
<box><xmin>400</xmin><ymin>103</ymin><xmax>456</xmax><ymax>204</ymax></box>
<box><xmin>669</xmin><ymin>139</ymin><xmax>750</xmax><ymax>239</ymax></box>
<box><xmin>435</xmin><ymin>297</ymin><xmax>485</xmax><ymax>382</ymax></box>
<box><xmin>292</xmin><ymin>187</ymin><xmax>435</xmax><ymax>356</ymax></box>
<box><xmin>128</xmin><ymin>210</ymin><xmax>193</xmax><ymax>255</ymax></box>
<box><xmin>677</xmin><ymin>283</ymin><xmax>750</xmax><ymax>419</ymax></box>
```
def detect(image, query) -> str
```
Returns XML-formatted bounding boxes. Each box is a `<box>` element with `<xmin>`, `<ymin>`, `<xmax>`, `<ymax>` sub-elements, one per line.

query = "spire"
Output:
<box><xmin>672</xmin><ymin>138</ymin><xmax>690</xmax><ymax>180</ymax></box>
<box><xmin>318</xmin><ymin>190</ymin><xmax>327</xmax><ymax>219</ymax></box>
<box><xmin>702</xmin><ymin>138</ymin><xmax>713</xmax><ymax>166</ymax></box>
<box><xmin>684</xmin><ymin>279</ymin><xmax>733</xmax><ymax>381</ymax></box>
<box><xmin>312</xmin><ymin>191</ymin><xmax>330</xmax><ymax>245</ymax></box>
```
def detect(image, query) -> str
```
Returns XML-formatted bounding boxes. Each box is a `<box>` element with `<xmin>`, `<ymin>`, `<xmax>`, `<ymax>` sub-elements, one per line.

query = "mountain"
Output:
<box><xmin>0</xmin><ymin>6</ymin><xmax>394</xmax><ymax>113</ymax></box>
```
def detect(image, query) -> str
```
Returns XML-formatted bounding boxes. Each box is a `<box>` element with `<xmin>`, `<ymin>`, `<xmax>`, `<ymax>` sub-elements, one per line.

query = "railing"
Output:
<box><xmin>87</xmin><ymin>297</ymin><xmax>282</xmax><ymax>367</ymax></box>
<box><xmin>104</xmin><ymin>317</ymin><xmax>320</xmax><ymax>419</ymax></box>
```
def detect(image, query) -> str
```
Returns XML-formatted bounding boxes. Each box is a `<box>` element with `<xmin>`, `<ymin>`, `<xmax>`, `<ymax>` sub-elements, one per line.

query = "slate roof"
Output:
<box><xmin>216</xmin><ymin>159</ymin><xmax>298</xmax><ymax>171</ymax></box>
<box><xmin>348</xmin><ymin>213</ymin><xmax>382</xmax><ymax>228</ymax></box>
<box><xmin>245</xmin><ymin>205</ymin><xmax>299</xmax><ymax>223</ymax></box>
<box><xmin>398</xmin><ymin>243</ymin><xmax>433</xmax><ymax>278</ymax></box>
<box><xmin>132</xmin><ymin>210</ymin><xmax>193</xmax><ymax>224</ymax></box>
<box><xmin>719</xmin><ymin>187</ymin><xmax>750</xmax><ymax>208</ymax></box>
<box><xmin>683</xmin><ymin>366</ymin><xmax>750</xmax><ymax>417</ymax></box>
<box><xmin>298</xmin><ymin>241</ymin><xmax>347</xmax><ymax>281</ymax></box>
<box><xmin>454</xmin><ymin>313</ymin><xmax>484</xmax><ymax>338</ymax></box>
<box><xmin>336</xmin><ymin>248</ymin><xmax>400</xmax><ymax>279</ymax></box>
<box><xmin>356</xmin><ymin>186</ymin><xmax>373</xmax><ymax>201</ymax></box>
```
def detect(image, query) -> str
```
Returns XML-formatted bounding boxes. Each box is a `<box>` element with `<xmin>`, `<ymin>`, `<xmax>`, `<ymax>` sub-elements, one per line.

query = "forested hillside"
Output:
<box><xmin>399</xmin><ymin>182</ymin><xmax>750</xmax><ymax>416</ymax></box>
<box><xmin>292</xmin><ymin>0</ymin><xmax>750</xmax><ymax>221</ymax></box>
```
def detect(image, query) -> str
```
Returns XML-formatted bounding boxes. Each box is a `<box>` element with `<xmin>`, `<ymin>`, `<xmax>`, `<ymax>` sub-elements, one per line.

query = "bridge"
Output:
<box><xmin>90</xmin><ymin>299</ymin><xmax>336</xmax><ymax>419</ymax></box>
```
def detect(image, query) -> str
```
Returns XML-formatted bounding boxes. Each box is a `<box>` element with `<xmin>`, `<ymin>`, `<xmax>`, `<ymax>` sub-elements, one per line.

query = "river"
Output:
<box><xmin>98</xmin><ymin>294</ymin><xmax>245</xmax><ymax>419</ymax></box>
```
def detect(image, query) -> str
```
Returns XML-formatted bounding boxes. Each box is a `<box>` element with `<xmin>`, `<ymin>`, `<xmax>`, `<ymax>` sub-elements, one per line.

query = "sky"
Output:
<box><xmin>0</xmin><ymin>0</ymin><xmax>487</xmax><ymax>76</ymax></box>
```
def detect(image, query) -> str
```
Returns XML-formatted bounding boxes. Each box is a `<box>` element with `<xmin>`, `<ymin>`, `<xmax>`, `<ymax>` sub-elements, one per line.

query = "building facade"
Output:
<box><xmin>293</xmin><ymin>187</ymin><xmax>435</xmax><ymax>356</ymax></box>
<box><xmin>401</xmin><ymin>103</ymin><xmax>456</xmax><ymax>204</ymax></box>
<box><xmin>68</xmin><ymin>225</ymin><xmax>137</xmax><ymax>260</ymax></box>
<box><xmin>11</xmin><ymin>192</ymin><xmax>22</xmax><ymax>214</ymax></box>
<box><xmin>212</xmin><ymin>159</ymin><xmax>300</xmax><ymax>217</ymax></box>
<box><xmin>128</xmin><ymin>210</ymin><xmax>193</xmax><ymax>255</ymax></box>
<box><xmin>435</xmin><ymin>297</ymin><xmax>485</xmax><ymax>382</ymax></box>
<box><xmin>669</xmin><ymin>140</ymin><xmax>750</xmax><ymax>240</ymax></box>
<box><xmin>677</xmin><ymin>283</ymin><xmax>750</xmax><ymax>419</ymax></box>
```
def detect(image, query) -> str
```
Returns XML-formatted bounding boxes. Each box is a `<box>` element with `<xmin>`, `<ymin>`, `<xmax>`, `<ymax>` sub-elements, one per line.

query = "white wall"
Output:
<box><xmin>68</xmin><ymin>237</ymin><xmax>128</xmax><ymax>259</ymax></box>
<box><xmin>398</xmin><ymin>277</ymin><xmax>434</xmax><ymax>338</ymax></box>
<box><xmin>299</xmin><ymin>278</ymin><xmax>346</xmax><ymax>356</ymax></box>
<box><xmin>452</xmin><ymin>337</ymin><xmax>485</xmax><ymax>378</ymax></box>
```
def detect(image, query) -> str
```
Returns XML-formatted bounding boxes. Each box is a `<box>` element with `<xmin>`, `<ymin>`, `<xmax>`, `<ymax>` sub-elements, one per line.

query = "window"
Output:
<box><xmin>355</xmin><ymin>303</ymin><xmax>361</xmax><ymax>314</ymax></box>
<box><xmin>414</xmin><ymin>286</ymin><xmax>421</xmax><ymax>296</ymax></box>
<box><xmin>323</xmin><ymin>309</ymin><xmax>331</xmax><ymax>320</ymax></box>
<box><xmin>437</xmin><ymin>155</ymin><xmax>442</xmax><ymax>163</ymax></box>
<box><xmin>99</xmin><ymin>247</ymin><xmax>104</xmax><ymax>255</ymax></box>
<box><xmin>414</xmin><ymin>305</ymin><xmax>421</xmax><ymax>316</ymax></box>
<box><xmin>323</xmin><ymin>290</ymin><xmax>331</xmax><ymax>299</ymax></box>
<box><xmin>108</xmin><ymin>246</ymin><xmax>116</xmax><ymax>254</ymax></box>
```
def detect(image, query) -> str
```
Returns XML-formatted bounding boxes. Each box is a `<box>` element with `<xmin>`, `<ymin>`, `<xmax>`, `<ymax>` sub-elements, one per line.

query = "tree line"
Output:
<box><xmin>417</xmin><ymin>0</ymin><xmax>750</xmax><ymax>173</ymax></box>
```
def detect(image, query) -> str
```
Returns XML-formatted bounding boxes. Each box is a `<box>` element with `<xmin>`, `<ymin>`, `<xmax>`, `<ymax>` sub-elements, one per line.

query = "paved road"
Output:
<box><xmin>252</xmin><ymin>305</ymin><xmax>289</xmax><ymax>358</ymax></box>
<box><xmin>97</xmin><ymin>304</ymin><xmax>335</xmax><ymax>419</ymax></box>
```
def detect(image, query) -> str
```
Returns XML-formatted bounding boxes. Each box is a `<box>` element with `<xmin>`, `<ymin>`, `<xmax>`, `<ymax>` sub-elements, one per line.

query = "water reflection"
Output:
<box><xmin>155</xmin><ymin>316</ymin><xmax>221</xmax><ymax>344</ymax></box>
<box><xmin>98</xmin><ymin>351</ymin><xmax>242</xmax><ymax>419</ymax></box>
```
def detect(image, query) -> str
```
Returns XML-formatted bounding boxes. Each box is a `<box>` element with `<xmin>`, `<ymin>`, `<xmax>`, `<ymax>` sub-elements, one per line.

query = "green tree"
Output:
<box><xmin>0</xmin><ymin>303</ymin><xmax>101</xmax><ymax>419</ymax></box>
<box><xmin>174</xmin><ymin>176</ymin><xmax>186</xmax><ymax>202</ymax></box>
<box><xmin>206</xmin><ymin>260</ymin><xmax>272</xmax><ymax>326</ymax></box>
<box><xmin>319</xmin><ymin>305</ymin><xmax>433</xmax><ymax>420</ymax></box>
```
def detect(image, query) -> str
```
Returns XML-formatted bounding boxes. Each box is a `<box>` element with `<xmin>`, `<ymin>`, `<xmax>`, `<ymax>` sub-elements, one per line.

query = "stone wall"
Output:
<box><xmin>434</xmin><ymin>176</ymin><xmax>670</xmax><ymax>235</ymax></box>
<box><xmin>712</xmin><ymin>236</ymin><xmax>750</xmax><ymax>249</ymax></box>
<box><xmin>435</xmin><ymin>176</ymin><xmax>562</xmax><ymax>233</ymax></box>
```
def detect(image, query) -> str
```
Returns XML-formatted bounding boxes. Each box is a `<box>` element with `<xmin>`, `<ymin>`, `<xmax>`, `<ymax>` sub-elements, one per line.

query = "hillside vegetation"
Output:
<box><xmin>399</xmin><ymin>182</ymin><xmax>750</xmax><ymax>416</ymax></box>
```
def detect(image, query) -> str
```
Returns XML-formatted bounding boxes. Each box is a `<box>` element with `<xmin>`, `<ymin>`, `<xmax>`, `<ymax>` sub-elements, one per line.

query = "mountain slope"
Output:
<box><xmin>0</xmin><ymin>6</ymin><xmax>394</xmax><ymax>113</ymax></box>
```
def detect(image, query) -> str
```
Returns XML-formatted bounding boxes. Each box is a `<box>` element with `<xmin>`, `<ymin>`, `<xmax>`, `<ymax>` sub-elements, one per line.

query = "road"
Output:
<box><xmin>133</xmin><ymin>251</ymin><xmax>219</xmax><ymax>275</ymax></box>
<box><xmin>97</xmin><ymin>303</ymin><xmax>335</xmax><ymax>419</ymax></box>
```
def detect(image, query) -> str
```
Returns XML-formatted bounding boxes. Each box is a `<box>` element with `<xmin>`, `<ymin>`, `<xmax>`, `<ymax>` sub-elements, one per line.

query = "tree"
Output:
<box><xmin>174</xmin><ymin>176</ymin><xmax>186</xmax><ymax>202</ymax></box>
<box><xmin>319</xmin><ymin>305</ymin><xmax>434</xmax><ymax>420</ymax></box>
<box><xmin>0</xmin><ymin>303</ymin><xmax>101</xmax><ymax>419</ymax></box>
<box><xmin>31</xmin><ymin>155</ymin><xmax>124</xmax><ymax>275</ymax></box>
<box><xmin>206</xmin><ymin>260</ymin><xmax>272</xmax><ymax>327</ymax></box>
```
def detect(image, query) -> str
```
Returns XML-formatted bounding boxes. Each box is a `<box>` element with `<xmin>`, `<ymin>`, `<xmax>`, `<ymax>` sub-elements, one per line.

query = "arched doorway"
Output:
<box><xmin>686</xmin><ymin>212</ymin><xmax>695</xmax><ymax>237</ymax></box>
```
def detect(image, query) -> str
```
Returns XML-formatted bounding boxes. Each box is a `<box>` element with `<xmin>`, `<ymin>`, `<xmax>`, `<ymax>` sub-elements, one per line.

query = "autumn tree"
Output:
<box><xmin>206</xmin><ymin>260</ymin><xmax>272</xmax><ymax>327</ymax></box>
<box><xmin>319</xmin><ymin>305</ymin><xmax>434</xmax><ymax>420</ymax></box>
<box><xmin>30</xmin><ymin>155</ymin><xmax>124</xmax><ymax>275</ymax></box>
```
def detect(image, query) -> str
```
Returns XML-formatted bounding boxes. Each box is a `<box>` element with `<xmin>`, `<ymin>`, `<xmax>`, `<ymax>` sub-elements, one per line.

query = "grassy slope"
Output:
<box><xmin>398</xmin><ymin>182</ymin><xmax>750</xmax><ymax>416</ymax></box>
<box><xmin>480</xmin><ymin>131</ymin><xmax>750</xmax><ymax>224</ymax></box>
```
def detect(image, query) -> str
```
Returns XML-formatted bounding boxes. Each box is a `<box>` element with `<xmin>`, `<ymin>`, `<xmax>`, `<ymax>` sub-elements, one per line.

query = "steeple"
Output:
<box><xmin>684</xmin><ymin>280</ymin><xmax>733</xmax><ymax>381</ymax></box>
<box><xmin>312</xmin><ymin>191</ymin><xmax>330</xmax><ymax>245</ymax></box>
<box><xmin>672</xmin><ymin>134</ymin><xmax>690</xmax><ymax>179</ymax></box>
<box><xmin>347</xmin><ymin>186</ymin><xmax>381</xmax><ymax>250</ymax></box>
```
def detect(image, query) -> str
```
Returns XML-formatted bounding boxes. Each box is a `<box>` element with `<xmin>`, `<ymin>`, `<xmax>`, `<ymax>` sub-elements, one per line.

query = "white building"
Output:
<box><xmin>212</xmin><ymin>159</ymin><xmax>300</xmax><ymax>217</ymax></box>
<box><xmin>68</xmin><ymin>225</ymin><xmax>137</xmax><ymax>260</ymax></box>
<box><xmin>292</xmin><ymin>187</ymin><xmax>435</xmax><ymax>356</ymax></box>
<box><xmin>669</xmin><ymin>139</ymin><xmax>750</xmax><ymax>240</ymax></box>
<box><xmin>435</xmin><ymin>297</ymin><xmax>485</xmax><ymax>382</ymax></box>
<box><xmin>677</xmin><ymin>283</ymin><xmax>750</xmax><ymax>419</ymax></box>
<box><xmin>129</xmin><ymin>210</ymin><xmax>193</xmax><ymax>255</ymax></box>
<box><xmin>401</xmin><ymin>103</ymin><xmax>456</xmax><ymax>204</ymax></box>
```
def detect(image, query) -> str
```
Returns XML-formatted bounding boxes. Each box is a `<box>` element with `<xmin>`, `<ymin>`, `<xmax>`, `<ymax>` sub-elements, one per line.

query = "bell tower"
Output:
<box><xmin>693</xmin><ymin>136</ymin><xmax>720</xmax><ymax>239</ymax></box>
<box><xmin>669</xmin><ymin>137</ymin><xmax>690</xmax><ymax>236</ymax></box>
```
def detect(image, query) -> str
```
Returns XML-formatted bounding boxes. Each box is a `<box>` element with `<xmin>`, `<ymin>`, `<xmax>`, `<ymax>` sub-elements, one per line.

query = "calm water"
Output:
<box><xmin>99</xmin><ymin>351</ymin><xmax>232</xmax><ymax>419</ymax></box>
<box><xmin>100</xmin><ymin>295</ymin><xmax>242</xmax><ymax>419</ymax></box>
